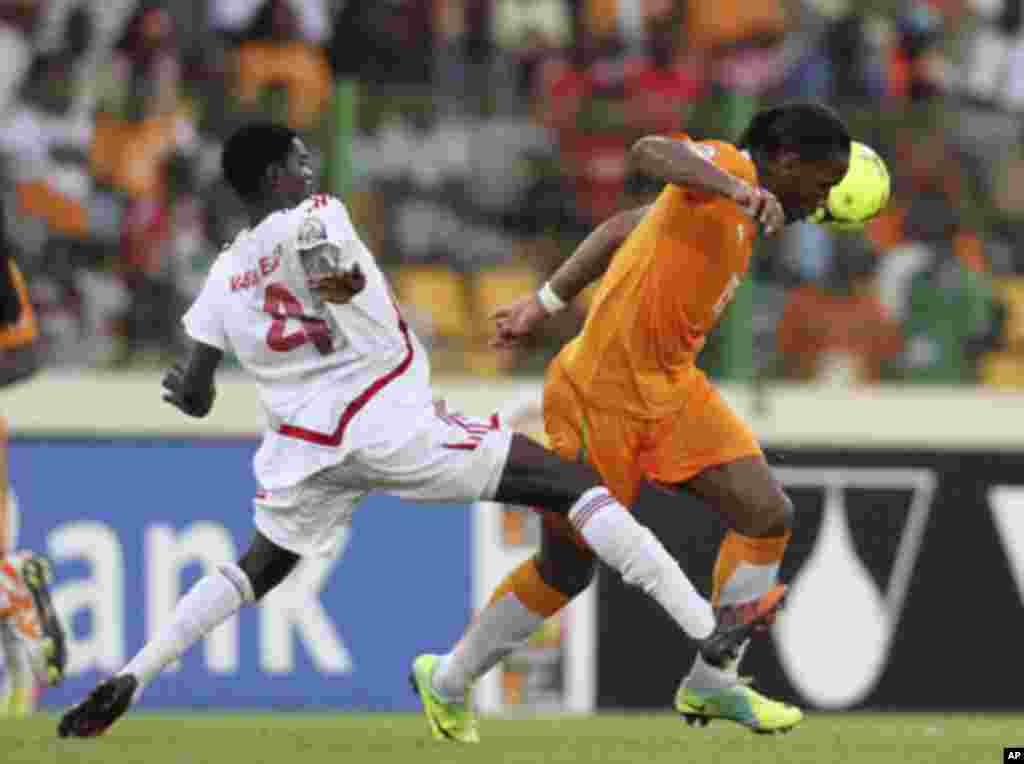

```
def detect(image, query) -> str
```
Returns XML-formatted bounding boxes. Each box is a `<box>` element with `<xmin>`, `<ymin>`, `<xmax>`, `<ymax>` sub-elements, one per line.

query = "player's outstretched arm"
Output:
<box><xmin>492</xmin><ymin>206</ymin><xmax>647</xmax><ymax>349</ymax></box>
<box><xmin>630</xmin><ymin>136</ymin><xmax>784</xmax><ymax>235</ymax></box>
<box><xmin>161</xmin><ymin>341</ymin><xmax>223</xmax><ymax>418</ymax></box>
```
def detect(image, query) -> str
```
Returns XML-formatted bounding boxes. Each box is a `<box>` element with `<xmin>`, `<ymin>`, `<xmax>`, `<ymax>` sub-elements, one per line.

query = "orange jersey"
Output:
<box><xmin>0</xmin><ymin>261</ymin><xmax>38</xmax><ymax>351</ymax></box>
<box><xmin>558</xmin><ymin>139</ymin><xmax>758</xmax><ymax>419</ymax></box>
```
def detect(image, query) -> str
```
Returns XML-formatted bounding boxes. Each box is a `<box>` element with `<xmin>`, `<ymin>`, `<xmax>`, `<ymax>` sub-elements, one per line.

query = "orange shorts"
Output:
<box><xmin>543</xmin><ymin>359</ymin><xmax>762</xmax><ymax>509</ymax></box>
<box><xmin>0</xmin><ymin>261</ymin><xmax>38</xmax><ymax>352</ymax></box>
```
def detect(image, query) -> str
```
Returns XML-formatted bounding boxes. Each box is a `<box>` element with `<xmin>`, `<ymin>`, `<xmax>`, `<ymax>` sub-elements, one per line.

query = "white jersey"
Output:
<box><xmin>183</xmin><ymin>194</ymin><xmax>432</xmax><ymax>490</ymax></box>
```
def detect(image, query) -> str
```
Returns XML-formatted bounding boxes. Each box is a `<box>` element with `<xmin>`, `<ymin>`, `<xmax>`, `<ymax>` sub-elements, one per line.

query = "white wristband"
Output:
<box><xmin>537</xmin><ymin>281</ymin><xmax>568</xmax><ymax>315</ymax></box>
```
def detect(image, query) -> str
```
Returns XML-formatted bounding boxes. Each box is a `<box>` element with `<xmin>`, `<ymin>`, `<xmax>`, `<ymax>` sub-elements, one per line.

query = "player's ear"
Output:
<box><xmin>772</xmin><ymin>150</ymin><xmax>804</xmax><ymax>177</ymax></box>
<box><xmin>264</xmin><ymin>161</ymin><xmax>285</xmax><ymax>193</ymax></box>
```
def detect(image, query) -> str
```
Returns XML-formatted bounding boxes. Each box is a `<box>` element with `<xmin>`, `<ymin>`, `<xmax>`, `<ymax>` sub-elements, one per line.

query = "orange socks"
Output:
<box><xmin>712</xmin><ymin>530</ymin><xmax>791</xmax><ymax>608</ymax></box>
<box><xmin>486</xmin><ymin>559</ymin><xmax>570</xmax><ymax>618</ymax></box>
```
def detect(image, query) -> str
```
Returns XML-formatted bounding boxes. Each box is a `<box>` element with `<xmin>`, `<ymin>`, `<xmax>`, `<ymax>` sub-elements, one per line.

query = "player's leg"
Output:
<box><xmin>0</xmin><ymin>620</ymin><xmax>33</xmax><ymax>717</ymax></box>
<box><xmin>495</xmin><ymin>432</ymin><xmax>718</xmax><ymax>640</ymax></box>
<box><xmin>429</xmin><ymin>513</ymin><xmax>596</xmax><ymax>701</ymax></box>
<box><xmin>399</xmin><ymin>395</ymin><xmax>599</xmax><ymax>742</ymax></box>
<box><xmin>672</xmin><ymin>456</ymin><xmax>801</xmax><ymax>732</ymax></box>
<box><xmin>413</xmin><ymin>516</ymin><xmax>592</xmax><ymax>743</ymax></box>
<box><xmin>57</xmin><ymin>531</ymin><xmax>298</xmax><ymax>738</ymax></box>
<box><xmin>360</xmin><ymin>399</ymin><xmax>708</xmax><ymax>740</ymax></box>
<box><xmin>0</xmin><ymin>558</ymin><xmax>33</xmax><ymax>717</ymax></box>
<box><xmin>685</xmin><ymin>453</ymin><xmax>793</xmax><ymax>652</ymax></box>
<box><xmin>648</xmin><ymin>380</ymin><xmax>800</xmax><ymax>732</ymax></box>
<box><xmin>687</xmin><ymin>455</ymin><xmax>793</xmax><ymax>611</ymax></box>
<box><xmin>0</xmin><ymin>551</ymin><xmax>65</xmax><ymax>716</ymax></box>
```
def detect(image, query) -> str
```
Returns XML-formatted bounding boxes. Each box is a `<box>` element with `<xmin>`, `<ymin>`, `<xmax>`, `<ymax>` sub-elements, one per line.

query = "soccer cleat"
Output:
<box><xmin>409</xmin><ymin>654</ymin><xmax>480</xmax><ymax>743</ymax></box>
<box><xmin>19</xmin><ymin>555</ymin><xmax>67</xmax><ymax>686</ymax></box>
<box><xmin>696</xmin><ymin>584</ymin><xmax>787</xmax><ymax>669</ymax></box>
<box><xmin>675</xmin><ymin>682</ymin><xmax>803</xmax><ymax>734</ymax></box>
<box><xmin>57</xmin><ymin>674</ymin><xmax>138</xmax><ymax>738</ymax></box>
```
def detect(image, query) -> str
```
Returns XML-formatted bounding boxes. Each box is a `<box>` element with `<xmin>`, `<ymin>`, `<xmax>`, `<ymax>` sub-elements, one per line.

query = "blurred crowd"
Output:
<box><xmin>2</xmin><ymin>0</ymin><xmax>1024</xmax><ymax>386</ymax></box>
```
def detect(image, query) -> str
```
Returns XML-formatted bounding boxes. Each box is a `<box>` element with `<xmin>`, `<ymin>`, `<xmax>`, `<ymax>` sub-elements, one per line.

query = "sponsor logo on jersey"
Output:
<box><xmin>693</xmin><ymin>143</ymin><xmax>717</xmax><ymax>161</ymax></box>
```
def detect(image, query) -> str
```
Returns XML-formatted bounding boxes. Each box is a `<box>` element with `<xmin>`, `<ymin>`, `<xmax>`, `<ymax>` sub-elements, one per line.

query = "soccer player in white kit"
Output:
<box><xmin>58</xmin><ymin>124</ymin><xmax>783</xmax><ymax>741</ymax></box>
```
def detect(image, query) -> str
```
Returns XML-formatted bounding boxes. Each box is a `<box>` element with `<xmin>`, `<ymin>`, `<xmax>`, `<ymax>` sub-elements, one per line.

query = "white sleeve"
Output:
<box><xmin>182</xmin><ymin>266</ymin><xmax>229</xmax><ymax>350</ymax></box>
<box><xmin>307</xmin><ymin>196</ymin><xmax>365</xmax><ymax>270</ymax></box>
<box><xmin>319</xmin><ymin>196</ymin><xmax>361</xmax><ymax>247</ymax></box>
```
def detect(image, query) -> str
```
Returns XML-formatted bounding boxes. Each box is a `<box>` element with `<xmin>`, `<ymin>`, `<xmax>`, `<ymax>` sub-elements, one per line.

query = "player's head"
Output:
<box><xmin>222</xmin><ymin>123</ymin><xmax>314</xmax><ymax>207</ymax></box>
<box><xmin>739</xmin><ymin>102</ymin><xmax>851</xmax><ymax>223</ymax></box>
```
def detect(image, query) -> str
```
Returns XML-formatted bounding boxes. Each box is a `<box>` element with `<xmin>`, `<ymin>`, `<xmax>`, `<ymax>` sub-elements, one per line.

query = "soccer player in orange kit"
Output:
<box><xmin>417</xmin><ymin>102</ymin><xmax>851</xmax><ymax>736</ymax></box>
<box><xmin>0</xmin><ymin>207</ymin><xmax>68</xmax><ymax>715</ymax></box>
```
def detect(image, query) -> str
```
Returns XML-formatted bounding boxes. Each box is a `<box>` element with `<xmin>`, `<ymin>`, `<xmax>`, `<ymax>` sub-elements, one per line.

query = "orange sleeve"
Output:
<box><xmin>698</xmin><ymin>140</ymin><xmax>758</xmax><ymax>186</ymax></box>
<box><xmin>663</xmin><ymin>135</ymin><xmax>758</xmax><ymax>187</ymax></box>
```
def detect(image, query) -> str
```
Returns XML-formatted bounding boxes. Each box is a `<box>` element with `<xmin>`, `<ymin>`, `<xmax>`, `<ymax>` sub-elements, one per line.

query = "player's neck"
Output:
<box><xmin>244</xmin><ymin>197</ymin><xmax>293</xmax><ymax>227</ymax></box>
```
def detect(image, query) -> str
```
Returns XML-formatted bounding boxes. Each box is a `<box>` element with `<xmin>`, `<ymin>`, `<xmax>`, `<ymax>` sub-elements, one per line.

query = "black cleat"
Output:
<box><xmin>57</xmin><ymin>675</ymin><xmax>138</xmax><ymax>738</ymax></box>
<box><xmin>20</xmin><ymin>555</ymin><xmax>68</xmax><ymax>686</ymax></box>
<box><xmin>682</xmin><ymin>713</ymin><xmax>711</xmax><ymax>728</ymax></box>
<box><xmin>696</xmin><ymin>584</ymin><xmax>787</xmax><ymax>668</ymax></box>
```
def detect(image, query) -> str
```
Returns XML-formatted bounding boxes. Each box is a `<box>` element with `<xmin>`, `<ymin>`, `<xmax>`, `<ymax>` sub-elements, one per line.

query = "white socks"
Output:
<box><xmin>120</xmin><ymin>564</ymin><xmax>255</xmax><ymax>696</ymax></box>
<box><xmin>568</xmin><ymin>488</ymin><xmax>715</xmax><ymax>640</ymax></box>
<box><xmin>0</xmin><ymin>619</ymin><xmax>32</xmax><ymax>692</ymax></box>
<box><xmin>685</xmin><ymin>560</ymin><xmax>778</xmax><ymax>693</ymax></box>
<box><xmin>433</xmin><ymin>593</ymin><xmax>544</xmax><ymax>702</ymax></box>
<box><xmin>685</xmin><ymin>653</ymin><xmax>738</xmax><ymax>692</ymax></box>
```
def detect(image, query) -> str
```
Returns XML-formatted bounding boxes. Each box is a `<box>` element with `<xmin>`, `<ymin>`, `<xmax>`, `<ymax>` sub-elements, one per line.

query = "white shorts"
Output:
<box><xmin>253</xmin><ymin>401</ymin><xmax>513</xmax><ymax>556</ymax></box>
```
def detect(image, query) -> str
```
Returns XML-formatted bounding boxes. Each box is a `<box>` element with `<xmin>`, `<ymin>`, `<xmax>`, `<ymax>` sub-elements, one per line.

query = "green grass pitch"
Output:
<box><xmin>3</xmin><ymin>712</ymin><xmax>1019</xmax><ymax>764</ymax></box>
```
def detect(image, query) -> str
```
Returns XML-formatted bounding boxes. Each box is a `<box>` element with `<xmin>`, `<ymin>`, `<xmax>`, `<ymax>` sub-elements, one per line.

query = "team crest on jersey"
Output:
<box><xmin>298</xmin><ymin>217</ymin><xmax>327</xmax><ymax>249</ymax></box>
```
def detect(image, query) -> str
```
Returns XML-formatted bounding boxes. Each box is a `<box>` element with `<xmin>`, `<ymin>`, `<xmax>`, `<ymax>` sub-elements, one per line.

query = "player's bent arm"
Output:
<box><xmin>544</xmin><ymin>205</ymin><xmax>649</xmax><ymax>307</ymax></box>
<box><xmin>0</xmin><ymin>343</ymin><xmax>40</xmax><ymax>387</ymax></box>
<box><xmin>630</xmin><ymin>136</ymin><xmax>750</xmax><ymax>203</ymax></box>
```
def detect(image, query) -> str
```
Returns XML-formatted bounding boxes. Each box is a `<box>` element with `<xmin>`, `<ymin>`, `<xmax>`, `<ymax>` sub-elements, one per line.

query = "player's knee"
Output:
<box><xmin>237</xmin><ymin>533</ymin><xmax>300</xmax><ymax>601</ymax></box>
<box><xmin>536</xmin><ymin>553</ymin><xmax>596</xmax><ymax>598</ymax></box>
<box><xmin>778</xmin><ymin>492</ymin><xmax>796</xmax><ymax>533</ymax></box>
<box><xmin>237</xmin><ymin>557</ymin><xmax>278</xmax><ymax>602</ymax></box>
<box><xmin>751</xmin><ymin>489</ymin><xmax>794</xmax><ymax>537</ymax></box>
<box><xmin>496</xmin><ymin>434</ymin><xmax>603</xmax><ymax>515</ymax></box>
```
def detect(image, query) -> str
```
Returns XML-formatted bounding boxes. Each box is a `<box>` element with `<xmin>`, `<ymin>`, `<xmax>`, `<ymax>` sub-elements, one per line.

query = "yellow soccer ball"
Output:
<box><xmin>810</xmin><ymin>141</ymin><xmax>891</xmax><ymax>232</ymax></box>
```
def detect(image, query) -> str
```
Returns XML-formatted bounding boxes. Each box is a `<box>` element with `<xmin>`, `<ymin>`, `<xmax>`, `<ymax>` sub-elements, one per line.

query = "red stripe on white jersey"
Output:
<box><xmin>276</xmin><ymin>316</ymin><xmax>414</xmax><ymax>447</ymax></box>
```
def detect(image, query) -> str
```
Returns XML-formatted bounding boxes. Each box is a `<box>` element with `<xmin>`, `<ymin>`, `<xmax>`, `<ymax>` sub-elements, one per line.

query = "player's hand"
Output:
<box><xmin>161</xmin><ymin>363</ymin><xmax>215</xmax><ymax>418</ymax></box>
<box><xmin>309</xmin><ymin>264</ymin><xmax>366</xmax><ymax>305</ymax></box>
<box><xmin>733</xmin><ymin>183</ymin><xmax>785</xmax><ymax>237</ymax></box>
<box><xmin>491</xmin><ymin>294</ymin><xmax>549</xmax><ymax>349</ymax></box>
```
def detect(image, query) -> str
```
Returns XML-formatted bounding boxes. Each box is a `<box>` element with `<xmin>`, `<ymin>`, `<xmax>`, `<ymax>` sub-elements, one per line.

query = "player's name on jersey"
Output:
<box><xmin>229</xmin><ymin>248</ymin><xmax>283</xmax><ymax>293</ymax></box>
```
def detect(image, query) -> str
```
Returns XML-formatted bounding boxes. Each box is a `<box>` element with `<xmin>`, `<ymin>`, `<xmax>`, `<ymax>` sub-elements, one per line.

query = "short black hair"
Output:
<box><xmin>739</xmin><ymin>102</ymin><xmax>851</xmax><ymax>164</ymax></box>
<box><xmin>221</xmin><ymin>123</ymin><xmax>298</xmax><ymax>200</ymax></box>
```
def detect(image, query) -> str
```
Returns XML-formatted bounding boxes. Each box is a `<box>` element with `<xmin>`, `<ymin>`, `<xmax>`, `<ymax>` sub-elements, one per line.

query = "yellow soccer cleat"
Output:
<box><xmin>0</xmin><ymin>686</ymin><xmax>35</xmax><ymax>718</ymax></box>
<box><xmin>675</xmin><ymin>682</ymin><xmax>803</xmax><ymax>734</ymax></box>
<box><xmin>409</xmin><ymin>654</ymin><xmax>480</xmax><ymax>744</ymax></box>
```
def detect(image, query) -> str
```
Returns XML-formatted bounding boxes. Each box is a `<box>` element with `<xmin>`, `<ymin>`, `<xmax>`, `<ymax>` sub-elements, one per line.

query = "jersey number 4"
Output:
<box><xmin>264</xmin><ymin>283</ymin><xmax>334</xmax><ymax>355</ymax></box>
